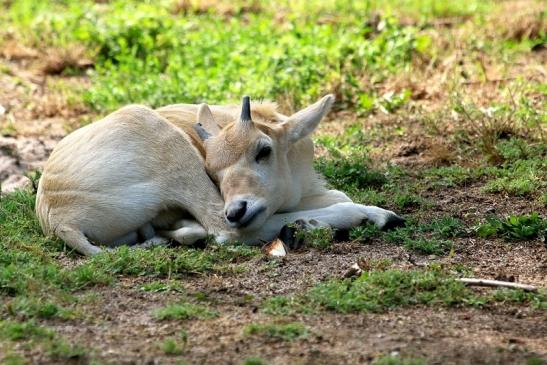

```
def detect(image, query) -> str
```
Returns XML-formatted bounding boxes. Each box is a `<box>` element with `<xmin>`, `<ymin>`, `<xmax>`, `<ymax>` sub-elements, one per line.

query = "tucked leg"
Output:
<box><xmin>55</xmin><ymin>225</ymin><xmax>102</xmax><ymax>256</ymax></box>
<box><xmin>138</xmin><ymin>223</ymin><xmax>156</xmax><ymax>241</ymax></box>
<box><xmin>291</xmin><ymin>189</ymin><xmax>352</xmax><ymax>210</ymax></box>
<box><xmin>157</xmin><ymin>219</ymin><xmax>208</xmax><ymax>245</ymax></box>
<box><xmin>109</xmin><ymin>231</ymin><xmax>139</xmax><ymax>247</ymax></box>
<box><xmin>240</xmin><ymin>202</ymin><xmax>404</xmax><ymax>245</ymax></box>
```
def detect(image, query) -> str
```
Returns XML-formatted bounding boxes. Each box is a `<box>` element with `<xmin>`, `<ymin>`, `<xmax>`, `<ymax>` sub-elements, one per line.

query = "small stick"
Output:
<box><xmin>457</xmin><ymin>278</ymin><xmax>538</xmax><ymax>292</ymax></box>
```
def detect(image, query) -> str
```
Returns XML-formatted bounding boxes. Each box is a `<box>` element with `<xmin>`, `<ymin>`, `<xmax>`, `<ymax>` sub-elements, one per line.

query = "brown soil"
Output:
<box><xmin>16</xmin><ymin>236</ymin><xmax>547</xmax><ymax>365</ymax></box>
<box><xmin>0</xmin><ymin>54</ymin><xmax>92</xmax><ymax>193</ymax></box>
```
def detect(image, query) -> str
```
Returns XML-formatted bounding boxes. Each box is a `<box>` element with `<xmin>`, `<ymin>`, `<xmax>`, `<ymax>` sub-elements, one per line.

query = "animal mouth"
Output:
<box><xmin>229</xmin><ymin>205</ymin><xmax>266</xmax><ymax>229</ymax></box>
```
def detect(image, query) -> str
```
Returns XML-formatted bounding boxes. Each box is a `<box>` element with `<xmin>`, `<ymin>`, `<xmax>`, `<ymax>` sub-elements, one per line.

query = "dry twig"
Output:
<box><xmin>457</xmin><ymin>278</ymin><xmax>538</xmax><ymax>292</ymax></box>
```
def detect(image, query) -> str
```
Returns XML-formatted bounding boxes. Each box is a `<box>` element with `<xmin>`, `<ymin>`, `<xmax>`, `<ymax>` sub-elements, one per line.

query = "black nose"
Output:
<box><xmin>226</xmin><ymin>201</ymin><xmax>247</xmax><ymax>223</ymax></box>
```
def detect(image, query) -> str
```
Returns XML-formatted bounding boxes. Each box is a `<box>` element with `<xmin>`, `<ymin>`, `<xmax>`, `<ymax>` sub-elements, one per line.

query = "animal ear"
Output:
<box><xmin>284</xmin><ymin>94</ymin><xmax>335</xmax><ymax>143</ymax></box>
<box><xmin>194</xmin><ymin>103</ymin><xmax>220</xmax><ymax>141</ymax></box>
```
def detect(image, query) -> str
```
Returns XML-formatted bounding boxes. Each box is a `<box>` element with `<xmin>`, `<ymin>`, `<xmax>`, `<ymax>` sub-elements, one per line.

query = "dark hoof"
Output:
<box><xmin>192</xmin><ymin>238</ymin><xmax>208</xmax><ymax>249</ymax></box>
<box><xmin>278</xmin><ymin>220</ymin><xmax>307</xmax><ymax>250</ymax></box>
<box><xmin>333</xmin><ymin>229</ymin><xmax>350</xmax><ymax>242</ymax></box>
<box><xmin>382</xmin><ymin>215</ymin><xmax>406</xmax><ymax>231</ymax></box>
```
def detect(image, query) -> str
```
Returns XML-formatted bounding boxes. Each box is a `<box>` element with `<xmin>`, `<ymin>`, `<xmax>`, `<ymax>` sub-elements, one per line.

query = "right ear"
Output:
<box><xmin>194</xmin><ymin>103</ymin><xmax>220</xmax><ymax>141</ymax></box>
<box><xmin>283</xmin><ymin>94</ymin><xmax>335</xmax><ymax>144</ymax></box>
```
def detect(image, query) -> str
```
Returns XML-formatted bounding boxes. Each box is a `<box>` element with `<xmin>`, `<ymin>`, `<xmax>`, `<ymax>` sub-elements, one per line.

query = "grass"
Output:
<box><xmin>421</xmin><ymin>138</ymin><xmax>546</xmax><ymax>197</ymax></box>
<box><xmin>3</xmin><ymin>354</ymin><xmax>27</xmax><ymax>365</ymax></box>
<box><xmin>261</xmin><ymin>296</ymin><xmax>314</xmax><ymax>317</ymax></box>
<box><xmin>243</xmin><ymin>322</ymin><xmax>309</xmax><ymax>341</ymax></box>
<box><xmin>0</xmin><ymin>319</ymin><xmax>87</xmax><ymax>361</ymax></box>
<box><xmin>476</xmin><ymin>213</ymin><xmax>546</xmax><ymax>241</ymax></box>
<box><xmin>0</xmin><ymin>0</ymin><xmax>432</xmax><ymax>112</ymax></box>
<box><xmin>382</xmin><ymin>216</ymin><xmax>466</xmax><ymax>255</ymax></box>
<box><xmin>315</xmin><ymin>124</ymin><xmax>388</xmax><ymax>191</ymax></box>
<box><xmin>161</xmin><ymin>331</ymin><xmax>188</xmax><ymax>355</ymax></box>
<box><xmin>139</xmin><ymin>280</ymin><xmax>185</xmax><ymax>293</ymax></box>
<box><xmin>0</xmin><ymin>189</ymin><xmax>255</xmax><ymax>360</ymax></box>
<box><xmin>292</xmin><ymin>225</ymin><xmax>334</xmax><ymax>250</ymax></box>
<box><xmin>527</xmin><ymin>357</ymin><xmax>546</xmax><ymax>365</ymax></box>
<box><xmin>307</xmin><ymin>269</ymin><xmax>477</xmax><ymax>313</ymax></box>
<box><xmin>0</xmin><ymin>320</ymin><xmax>54</xmax><ymax>341</ymax></box>
<box><xmin>154</xmin><ymin>303</ymin><xmax>218</xmax><ymax>321</ymax></box>
<box><xmin>348</xmin><ymin>215</ymin><xmax>457</xmax><ymax>255</ymax></box>
<box><xmin>373</xmin><ymin>355</ymin><xmax>426</xmax><ymax>365</ymax></box>
<box><xmin>262</xmin><ymin>267</ymin><xmax>546</xmax><ymax>315</ymax></box>
<box><xmin>242</xmin><ymin>357</ymin><xmax>267</xmax><ymax>365</ymax></box>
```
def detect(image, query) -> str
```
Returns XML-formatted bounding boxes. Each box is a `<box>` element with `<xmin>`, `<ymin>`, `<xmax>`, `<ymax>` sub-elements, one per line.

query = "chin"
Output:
<box><xmin>238</xmin><ymin>209</ymin><xmax>269</xmax><ymax>232</ymax></box>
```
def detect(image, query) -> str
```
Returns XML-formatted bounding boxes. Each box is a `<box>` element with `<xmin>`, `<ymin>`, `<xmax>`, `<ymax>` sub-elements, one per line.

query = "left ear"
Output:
<box><xmin>194</xmin><ymin>103</ymin><xmax>220</xmax><ymax>141</ymax></box>
<box><xmin>284</xmin><ymin>94</ymin><xmax>335</xmax><ymax>143</ymax></box>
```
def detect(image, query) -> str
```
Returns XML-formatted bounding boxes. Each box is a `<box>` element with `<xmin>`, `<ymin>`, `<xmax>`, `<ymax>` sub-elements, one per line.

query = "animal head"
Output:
<box><xmin>195</xmin><ymin>94</ymin><xmax>334</xmax><ymax>231</ymax></box>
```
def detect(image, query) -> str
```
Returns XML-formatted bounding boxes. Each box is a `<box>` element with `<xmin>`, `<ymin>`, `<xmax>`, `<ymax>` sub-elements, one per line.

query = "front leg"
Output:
<box><xmin>239</xmin><ymin>202</ymin><xmax>404</xmax><ymax>245</ymax></box>
<box><xmin>291</xmin><ymin>189</ymin><xmax>352</xmax><ymax>210</ymax></box>
<box><xmin>290</xmin><ymin>190</ymin><xmax>405</xmax><ymax>230</ymax></box>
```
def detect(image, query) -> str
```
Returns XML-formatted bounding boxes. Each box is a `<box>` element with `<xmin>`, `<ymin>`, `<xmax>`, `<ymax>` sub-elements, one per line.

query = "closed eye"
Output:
<box><xmin>255</xmin><ymin>146</ymin><xmax>272</xmax><ymax>163</ymax></box>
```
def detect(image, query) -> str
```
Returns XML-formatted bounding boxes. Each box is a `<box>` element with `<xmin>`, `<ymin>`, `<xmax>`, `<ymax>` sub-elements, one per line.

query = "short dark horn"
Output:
<box><xmin>240</xmin><ymin>95</ymin><xmax>252</xmax><ymax>122</ymax></box>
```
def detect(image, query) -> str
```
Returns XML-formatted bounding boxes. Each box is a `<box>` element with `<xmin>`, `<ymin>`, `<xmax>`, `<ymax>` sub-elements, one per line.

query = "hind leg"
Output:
<box><xmin>108</xmin><ymin>231</ymin><xmax>139</xmax><ymax>247</ymax></box>
<box><xmin>157</xmin><ymin>219</ymin><xmax>207</xmax><ymax>245</ymax></box>
<box><xmin>55</xmin><ymin>225</ymin><xmax>102</xmax><ymax>256</ymax></box>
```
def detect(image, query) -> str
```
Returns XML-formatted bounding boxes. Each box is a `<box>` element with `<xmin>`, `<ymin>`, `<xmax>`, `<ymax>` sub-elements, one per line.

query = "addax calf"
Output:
<box><xmin>36</xmin><ymin>95</ymin><xmax>404</xmax><ymax>255</ymax></box>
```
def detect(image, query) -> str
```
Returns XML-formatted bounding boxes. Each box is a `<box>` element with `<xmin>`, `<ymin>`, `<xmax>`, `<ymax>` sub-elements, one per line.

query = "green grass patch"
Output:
<box><xmin>422</xmin><ymin>139</ymin><xmax>546</xmax><ymax>195</ymax></box>
<box><xmin>154</xmin><ymin>303</ymin><xmax>218</xmax><ymax>321</ymax></box>
<box><xmin>261</xmin><ymin>296</ymin><xmax>315</xmax><ymax>316</ymax></box>
<box><xmin>315</xmin><ymin>124</ymin><xmax>388</xmax><ymax>191</ymax></box>
<box><xmin>383</xmin><ymin>216</ymin><xmax>465</xmax><ymax>255</ymax></box>
<box><xmin>46</xmin><ymin>338</ymin><xmax>87</xmax><ymax>360</ymax></box>
<box><xmin>492</xmin><ymin>289</ymin><xmax>547</xmax><ymax>310</ymax></box>
<box><xmin>0</xmin><ymin>320</ymin><xmax>54</xmax><ymax>341</ymax></box>
<box><xmin>161</xmin><ymin>330</ymin><xmax>188</xmax><ymax>356</ymax></box>
<box><xmin>0</xmin><ymin>189</ymin><xmax>257</xmax><ymax>340</ymax></box>
<box><xmin>243</xmin><ymin>322</ymin><xmax>309</xmax><ymax>341</ymax></box>
<box><xmin>307</xmin><ymin>269</ymin><xmax>474</xmax><ymax>313</ymax></box>
<box><xmin>476</xmin><ymin>213</ymin><xmax>546</xmax><ymax>241</ymax></box>
<box><xmin>1</xmin><ymin>0</ymin><xmax>428</xmax><ymax>111</ymax></box>
<box><xmin>373</xmin><ymin>354</ymin><xmax>426</xmax><ymax>365</ymax></box>
<box><xmin>242</xmin><ymin>357</ymin><xmax>267</xmax><ymax>365</ymax></box>
<box><xmin>527</xmin><ymin>356</ymin><xmax>546</xmax><ymax>365</ymax></box>
<box><xmin>349</xmin><ymin>223</ymin><xmax>382</xmax><ymax>243</ymax></box>
<box><xmin>421</xmin><ymin>166</ymin><xmax>479</xmax><ymax>189</ymax></box>
<box><xmin>315</xmin><ymin>153</ymin><xmax>388</xmax><ymax>191</ymax></box>
<box><xmin>139</xmin><ymin>280</ymin><xmax>185</xmax><ymax>293</ymax></box>
<box><xmin>2</xmin><ymin>353</ymin><xmax>27</xmax><ymax>365</ymax></box>
<box><xmin>293</xmin><ymin>226</ymin><xmax>334</xmax><ymax>250</ymax></box>
<box><xmin>0</xmin><ymin>319</ymin><xmax>87</xmax><ymax>361</ymax></box>
<box><xmin>261</xmin><ymin>267</ymin><xmax>546</xmax><ymax>315</ymax></box>
<box><xmin>4</xmin><ymin>297</ymin><xmax>74</xmax><ymax>321</ymax></box>
<box><xmin>81</xmin><ymin>243</ymin><xmax>259</xmax><ymax>280</ymax></box>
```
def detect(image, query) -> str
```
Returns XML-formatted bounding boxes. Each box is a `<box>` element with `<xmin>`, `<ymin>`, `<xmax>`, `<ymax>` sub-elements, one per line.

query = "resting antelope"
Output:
<box><xmin>36</xmin><ymin>95</ymin><xmax>404</xmax><ymax>255</ymax></box>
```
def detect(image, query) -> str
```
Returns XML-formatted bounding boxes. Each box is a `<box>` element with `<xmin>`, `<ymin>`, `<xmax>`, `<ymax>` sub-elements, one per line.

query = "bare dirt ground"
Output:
<box><xmin>0</xmin><ymin>53</ymin><xmax>90</xmax><ymax>193</ymax></box>
<box><xmin>21</xmin><ymin>236</ymin><xmax>544</xmax><ymax>365</ymax></box>
<box><xmin>1</xmin><ymin>38</ymin><xmax>546</xmax><ymax>365</ymax></box>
